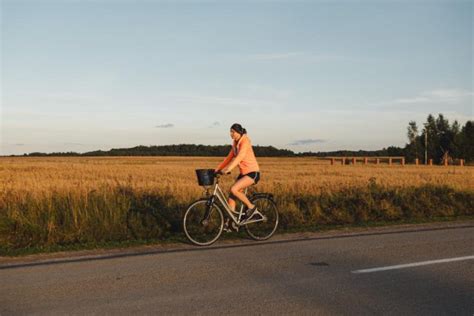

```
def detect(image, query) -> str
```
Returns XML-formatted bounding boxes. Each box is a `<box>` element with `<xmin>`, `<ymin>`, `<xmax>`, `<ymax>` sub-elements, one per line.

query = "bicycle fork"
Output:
<box><xmin>201</xmin><ymin>195</ymin><xmax>216</xmax><ymax>226</ymax></box>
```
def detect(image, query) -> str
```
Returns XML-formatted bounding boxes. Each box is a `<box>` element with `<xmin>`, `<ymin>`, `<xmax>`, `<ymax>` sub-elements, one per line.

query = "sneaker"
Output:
<box><xmin>242</xmin><ymin>206</ymin><xmax>257</xmax><ymax>221</ymax></box>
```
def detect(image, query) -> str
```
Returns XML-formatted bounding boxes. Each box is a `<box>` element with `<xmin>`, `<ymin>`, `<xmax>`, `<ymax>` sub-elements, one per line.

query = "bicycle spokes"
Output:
<box><xmin>244</xmin><ymin>196</ymin><xmax>279</xmax><ymax>241</ymax></box>
<box><xmin>183</xmin><ymin>199</ymin><xmax>224</xmax><ymax>246</ymax></box>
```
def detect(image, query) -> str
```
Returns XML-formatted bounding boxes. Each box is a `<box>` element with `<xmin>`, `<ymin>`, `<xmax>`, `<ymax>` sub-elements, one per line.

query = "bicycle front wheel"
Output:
<box><xmin>245</xmin><ymin>196</ymin><xmax>279</xmax><ymax>241</ymax></box>
<box><xmin>183</xmin><ymin>198</ymin><xmax>224</xmax><ymax>246</ymax></box>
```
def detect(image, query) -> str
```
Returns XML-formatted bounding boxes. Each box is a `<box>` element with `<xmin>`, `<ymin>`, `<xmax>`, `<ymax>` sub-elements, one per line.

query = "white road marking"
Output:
<box><xmin>352</xmin><ymin>255</ymin><xmax>474</xmax><ymax>274</ymax></box>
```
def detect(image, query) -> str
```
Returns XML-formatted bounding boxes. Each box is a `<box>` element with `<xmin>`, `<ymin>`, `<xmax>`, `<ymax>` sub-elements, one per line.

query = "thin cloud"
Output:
<box><xmin>170</xmin><ymin>95</ymin><xmax>277</xmax><ymax>108</ymax></box>
<box><xmin>246</xmin><ymin>84</ymin><xmax>292</xmax><ymax>100</ymax></box>
<box><xmin>155</xmin><ymin>123</ymin><xmax>174</xmax><ymax>128</ymax></box>
<box><xmin>250</xmin><ymin>52</ymin><xmax>305</xmax><ymax>60</ymax></box>
<box><xmin>209</xmin><ymin>121</ymin><xmax>220</xmax><ymax>128</ymax></box>
<box><xmin>63</xmin><ymin>142</ymin><xmax>85</xmax><ymax>146</ymax></box>
<box><xmin>374</xmin><ymin>89</ymin><xmax>473</xmax><ymax>116</ymax></box>
<box><xmin>377</xmin><ymin>89</ymin><xmax>473</xmax><ymax>106</ymax></box>
<box><xmin>288</xmin><ymin>139</ymin><xmax>326</xmax><ymax>146</ymax></box>
<box><xmin>247</xmin><ymin>52</ymin><xmax>345</xmax><ymax>62</ymax></box>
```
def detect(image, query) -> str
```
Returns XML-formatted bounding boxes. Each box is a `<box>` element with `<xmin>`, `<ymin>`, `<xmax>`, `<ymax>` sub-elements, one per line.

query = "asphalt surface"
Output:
<box><xmin>1</xmin><ymin>223</ymin><xmax>473</xmax><ymax>315</ymax></box>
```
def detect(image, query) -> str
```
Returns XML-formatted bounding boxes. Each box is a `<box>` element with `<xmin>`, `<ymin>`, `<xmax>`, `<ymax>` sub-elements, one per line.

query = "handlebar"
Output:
<box><xmin>215</xmin><ymin>170</ymin><xmax>231</xmax><ymax>177</ymax></box>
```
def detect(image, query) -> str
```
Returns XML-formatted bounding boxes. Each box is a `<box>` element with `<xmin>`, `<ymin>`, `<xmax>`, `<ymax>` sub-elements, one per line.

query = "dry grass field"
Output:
<box><xmin>1</xmin><ymin>156</ymin><xmax>473</xmax><ymax>196</ymax></box>
<box><xmin>1</xmin><ymin>156</ymin><xmax>473</xmax><ymax>253</ymax></box>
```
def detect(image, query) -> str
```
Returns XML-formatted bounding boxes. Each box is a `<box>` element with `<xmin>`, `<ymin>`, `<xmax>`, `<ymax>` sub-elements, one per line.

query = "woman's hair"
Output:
<box><xmin>230</xmin><ymin>123</ymin><xmax>247</xmax><ymax>135</ymax></box>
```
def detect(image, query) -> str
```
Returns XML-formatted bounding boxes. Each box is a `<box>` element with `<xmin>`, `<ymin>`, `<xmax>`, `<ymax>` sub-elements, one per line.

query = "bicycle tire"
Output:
<box><xmin>245</xmin><ymin>196</ymin><xmax>279</xmax><ymax>241</ymax></box>
<box><xmin>183</xmin><ymin>198</ymin><xmax>224</xmax><ymax>246</ymax></box>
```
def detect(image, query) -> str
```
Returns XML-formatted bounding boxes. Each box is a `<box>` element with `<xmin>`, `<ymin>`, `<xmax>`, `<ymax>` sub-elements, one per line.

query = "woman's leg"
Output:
<box><xmin>230</xmin><ymin>176</ymin><xmax>255</xmax><ymax>210</ymax></box>
<box><xmin>227</xmin><ymin>197</ymin><xmax>237</xmax><ymax>212</ymax></box>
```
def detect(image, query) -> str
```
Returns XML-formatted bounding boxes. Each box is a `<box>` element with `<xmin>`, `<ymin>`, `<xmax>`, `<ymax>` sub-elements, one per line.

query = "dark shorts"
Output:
<box><xmin>237</xmin><ymin>171</ymin><xmax>261</xmax><ymax>184</ymax></box>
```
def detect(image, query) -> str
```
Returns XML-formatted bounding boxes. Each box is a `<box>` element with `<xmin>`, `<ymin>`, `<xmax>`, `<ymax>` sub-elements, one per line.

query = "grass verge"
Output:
<box><xmin>1</xmin><ymin>182</ymin><xmax>473</xmax><ymax>257</ymax></box>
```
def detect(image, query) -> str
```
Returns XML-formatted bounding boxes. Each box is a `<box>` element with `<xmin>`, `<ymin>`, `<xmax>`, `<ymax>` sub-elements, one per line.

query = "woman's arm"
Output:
<box><xmin>215</xmin><ymin>149</ymin><xmax>234</xmax><ymax>172</ymax></box>
<box><xmin>223</xmin><ymin>140</ymin><xmax>249</xmax><ymax>172</ymax></box>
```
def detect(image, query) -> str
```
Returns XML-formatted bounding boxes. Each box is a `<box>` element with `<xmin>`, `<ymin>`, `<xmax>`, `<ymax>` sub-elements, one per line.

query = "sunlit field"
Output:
<box><xmin>1</xmin><ymin>157</ymin><xmax>473</xmax><ymax>252</ymax></box>
<box><xmin>1</xmin><ymin>156</ymin><xmax>473</xmax><ymax>196</ymax></box>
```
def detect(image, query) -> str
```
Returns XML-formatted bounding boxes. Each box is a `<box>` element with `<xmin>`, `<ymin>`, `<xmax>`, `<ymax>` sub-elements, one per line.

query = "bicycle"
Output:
<box><xmin>183</xmin><ymin>169</ymin><xmax>279</xmax><ymax>246</ymax></box>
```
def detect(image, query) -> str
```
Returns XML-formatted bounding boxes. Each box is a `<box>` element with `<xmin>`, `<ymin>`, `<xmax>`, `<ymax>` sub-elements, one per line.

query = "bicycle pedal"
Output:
<box><xmin>223</xmin><ymin>219</ymin><xmax>239</xmax><ymax>233</ymax></box>
<box><xmin>231</xmin><ymin>222</ymin><xmax>239</xmax><ymax>232</ymax></box>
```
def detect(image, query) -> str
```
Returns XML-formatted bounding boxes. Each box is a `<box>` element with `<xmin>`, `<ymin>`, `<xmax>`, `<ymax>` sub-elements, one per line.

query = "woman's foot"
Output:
<box><xmin>245</xmin><ymin>204</ymin><xmax>255</xmax><ymax>214</ymax></box>
<box><xmin>242</xmin><ymin>205</ymin><xmax>257</xmax><ymax>221</ymax></box>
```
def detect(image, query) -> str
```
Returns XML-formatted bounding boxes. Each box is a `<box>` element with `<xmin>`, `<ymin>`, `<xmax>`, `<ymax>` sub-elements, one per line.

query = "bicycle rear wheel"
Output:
<box><xmin>183</xmin><ymin>198</ymin><xmax>224</xmax><ymax>246</ymax></box>
<box><xmin>245</xmin><ymin>196</ymin><xmax>279</xmax><ymax>241</ymax></box>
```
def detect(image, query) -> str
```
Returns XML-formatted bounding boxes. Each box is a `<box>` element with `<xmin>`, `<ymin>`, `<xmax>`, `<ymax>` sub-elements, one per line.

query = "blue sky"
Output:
<box><xmin>1</xmin><ymin>0</ymin><xmax>472</xmax><ymax>155</ymax></box>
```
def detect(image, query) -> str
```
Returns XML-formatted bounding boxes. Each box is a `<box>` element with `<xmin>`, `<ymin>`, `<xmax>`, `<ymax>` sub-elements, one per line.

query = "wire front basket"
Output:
<box><xmin>195</xmin><ymin>169</ymin><xmax>216</xmax><ymax>186</ymax></box>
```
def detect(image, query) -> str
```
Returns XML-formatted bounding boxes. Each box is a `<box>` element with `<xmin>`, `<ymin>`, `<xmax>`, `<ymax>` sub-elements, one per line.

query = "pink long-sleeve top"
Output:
<box><xmin>216</xmin><ymin>134</ymin><xmax>260</xmax><ymax>175</ymax></box>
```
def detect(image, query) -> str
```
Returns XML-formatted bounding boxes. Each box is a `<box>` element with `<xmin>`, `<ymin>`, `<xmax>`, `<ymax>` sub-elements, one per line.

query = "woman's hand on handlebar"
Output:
<box><xmin>222</xmin><ymin>167</ymin><xmax>232</xmax><ymax>175</ymax></box>
<box><xmin>215</xmin><ymin>168</ymin><xmax>231</xmax><ymax>176</ymax></box>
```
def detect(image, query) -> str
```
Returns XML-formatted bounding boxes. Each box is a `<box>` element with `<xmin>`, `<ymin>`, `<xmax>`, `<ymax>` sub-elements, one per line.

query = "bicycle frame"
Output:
<box><xmin>207</xmin><ymin>176</ymin><xmax>265</xmax><ymax>226</ymax></box>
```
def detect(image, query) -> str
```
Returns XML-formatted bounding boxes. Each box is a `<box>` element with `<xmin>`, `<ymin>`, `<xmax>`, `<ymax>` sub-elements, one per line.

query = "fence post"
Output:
<box><xmin>444</xmin><ymin>159</ymin><xmax>448</xmax><ymax>166</ymax></box>
<box><xmin>428</xmin><ymin>159</ymin><xmax>433</xmax><ymax>166</ymax></box>
<box><xmin>352</xmin><ymin>157</ymin><xmax>356</xmax><ymax>165</ymax></box>
<box><xmin>331</xmin><ymin>158</ymin><xmax>335</xmax><ymax>165</ymax></box>
<box><xmin>402</xmin><ymin>157</ymin><xmax>405</xmax><ymax>166</ymax></box>
<box><xmin>341</xmin><ymin>158</ymin><xmax>346</xmax><ymax>165</ymax></box>
<box><xmin>376</xmin><ymin>158</ymin><xmax>380</xmax><ymax>165</ymax></box>
<box><xmin>364</xmin><ymin>157</ymin><xmax>368</xmax><ymax>165</ymax></box>
<box><xmin>389</xmin><ymin>158</ymin><xmax>392</xmax><ymax>165</ymax></box>
<box><xmin>415</xmin><ymin>158</ymin><xmax>419</xmax><ymax>166</ymax></box>
<box><xmin>460</xmin><ymin>159</ymin><xmax>464</xmax><ymax>167</ymax></box>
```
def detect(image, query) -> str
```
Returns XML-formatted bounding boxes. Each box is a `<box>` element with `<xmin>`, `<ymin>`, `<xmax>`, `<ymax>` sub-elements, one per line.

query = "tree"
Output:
<box><xmin>407</xmin><ymin>121</ymin><xmax>418</xmax><ymax>143</ymax></box>
<box><xmin>405</xmin><ymin>114</ymin><xmax>472</xmax><ymax>164</ymax></box>
<box><xmin>436</xmin><ymin>114</ymin><xmax>454</xmax><ymax>163</ymax></box>
<box><xmin>458</xmin><ymin>121</ymin><xmax>474</xmax><ymax>163</ymax></box>
<box><xmin>423</xmin><ymin>114</ymin><xmax>439</xmax><ymax>163</ymax></box>
<box><xmin>406</xmin><ymin>121</ymin><xmax>419</xmax><ymax>162</ymax></box>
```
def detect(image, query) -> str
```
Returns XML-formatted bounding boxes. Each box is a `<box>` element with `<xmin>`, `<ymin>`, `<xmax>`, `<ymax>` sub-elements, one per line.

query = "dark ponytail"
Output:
<box><xmin>231</xmin><ymin>123</ymin><xmax>247</xmax><ymax>135</ymax></box>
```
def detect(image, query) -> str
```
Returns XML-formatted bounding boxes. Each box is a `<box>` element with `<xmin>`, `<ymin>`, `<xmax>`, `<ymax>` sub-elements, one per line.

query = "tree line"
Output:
<box><xmin>19</xmin><ymin>113</ymin><xmax>473</xmax><ymax>163</ymax></box>
<box><xmin>25</xmin><ymin>144</ymin><xmax>295</xmax><ymax>157</ymax></box>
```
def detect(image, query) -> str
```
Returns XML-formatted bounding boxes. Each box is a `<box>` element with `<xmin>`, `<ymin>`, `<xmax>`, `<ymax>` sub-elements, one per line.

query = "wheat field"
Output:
<box><xmin>1</xmin><ymin>156</ymin><xmax>472</xmax><ymax>199</ymax></box>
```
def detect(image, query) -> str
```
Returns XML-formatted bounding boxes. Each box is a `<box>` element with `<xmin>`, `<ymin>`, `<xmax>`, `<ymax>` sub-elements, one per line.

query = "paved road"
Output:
<box><xmin>1</xmin><ymin>224</ymin><xmax>473</xmax><ymax>315</ymax></box>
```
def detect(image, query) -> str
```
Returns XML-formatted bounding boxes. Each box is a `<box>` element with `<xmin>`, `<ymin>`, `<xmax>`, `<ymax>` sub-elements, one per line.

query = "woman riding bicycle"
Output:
<box><xmin>215</xmin><ymin>123</ymin><xmax>260</xmax><ymax>219</ymax></box>
<box><xmin>182</xmin><ymin>123</ymin><xmax>278</xmax><ymax>245</ymax></box>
